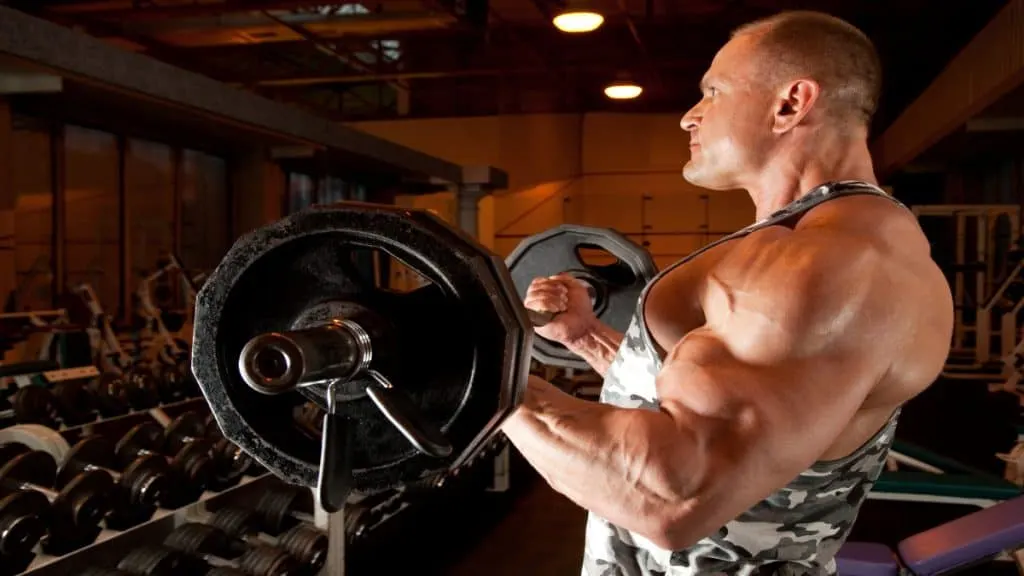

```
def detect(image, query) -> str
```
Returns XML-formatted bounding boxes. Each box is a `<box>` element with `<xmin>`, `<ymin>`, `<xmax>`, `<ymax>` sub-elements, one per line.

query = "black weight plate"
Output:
<box><xmin>86</xmin><ymin>373</ymin><xmax>130</xmax><ymax>417</ymax></box>
<box><xmin>164</xmin><ymin>412</ymin><xmax>206</xmax><ymax>454</ymax></box>
<box><xmin>256</xmin><ymin>484</ymin><xmax>303</xmax><ymax>535</ymax></box>
<box><xmin>0</xmin><ymin>449</ymin><xmax>57</xmax><ymax>488</ymax></box>
<box><xmin>117</xmin><ymin>546</ymin><xmax>193</xmax><ymax>576</ymax></box>
<box><xmin>58</xmin><ymin>469</ymin><xmax>113</xmax><ymax>528</ymax></box>
<box><xmin>164</xmin><ymin>522</ymin><xmax>231</xmax><ymax>555</ymax></box>
<box><xmin>210</xmin><ymin>506</ymin><xmax>260</xmax><ymax>537</ymax></box>
<box><xmin>56</xmin><ymin>436</ymin><xmax>108</xmax><ymax>489</ymax></box>
<box><xmin>169</xmin><ymin>439</ymin><xmax>213</xmax><ymax>494</ymax></box>
<box><xmin>278</xmin><ymin>524</ymin><xmax>327</xmax><ymax>572</ymax></box>
<box><xmin>506</xmin><ymin>225</ymin><xmax>658</xmax><ymax>370</ymax></box>
<box><xmin>192</xmin><ymin>202</ymin><xmax>531</xmax><ymax>493</ymax></box>
<box><xmin>237</xmin><ymin>545</ymin><xmax>300</xmax><ymax>576</ymax></box>
<box><xmin>0</xmin><ymin>488</ymin><xmax>49</xmax><ymax>556</ymax></box>
<box><xmin>120</xmin><ymin>453</ymin><xmax>171</xmax><ymax>508</ymax></box>
<box><xmin>12</xmin><ymin>387</ymin><xmax>58</xmax><ymax>428</ymax></box>
<box><xmin>52</xmin><ymin>381</ymin><xmax>96</xmax><ymax>426</ymax></box>
<box><xmin>115</xmin><ymin>422</ymin><xmax>164</xmax><ymax>466</ymax></box>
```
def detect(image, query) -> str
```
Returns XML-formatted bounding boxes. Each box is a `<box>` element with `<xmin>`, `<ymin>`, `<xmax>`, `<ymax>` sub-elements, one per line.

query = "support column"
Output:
<box><xmin>50</xmin><ymin>122</ymin><xmax>66</xmax><ymax>304</ymax></box>
<box><xmin>172</xmin><ymin>147</ymin><xmax>183</xmax><ymax>258</ymax></box>
<box><xmin>453</xmin><ymin>165</ymin><xmax>509</xmax><ymax>239</ymax></box>
<box><xmin>0</xmin><ymin>101</ymin><xmax>14</xmax><ymax>307</ymax></box>
<box><xmin>456</xmin><ymin>184</ymin><xmax>487</xmax><ymax>238</ymax></box>
<box><xmin>117</xmin><ymin>135</ymin><xmax>130</xmax><ymax>321</ymax></box>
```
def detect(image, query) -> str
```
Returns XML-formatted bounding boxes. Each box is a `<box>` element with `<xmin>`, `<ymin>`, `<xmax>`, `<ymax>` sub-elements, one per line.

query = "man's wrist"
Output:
<box><xmin>563</xmin><ymin>317</ymin><xmax>602</xmax><ymax>350</ymax></box>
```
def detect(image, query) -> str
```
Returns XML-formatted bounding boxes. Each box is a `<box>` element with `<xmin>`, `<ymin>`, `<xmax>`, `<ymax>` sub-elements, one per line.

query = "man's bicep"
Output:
<box><xmin>649</xmin><ymin>333</ymin><xmax>882</xmax><ymax>548</ymax></box>
<box><xmin>655</xmin><ymin>309</ymin><xmax>886</xmax><ymax>506</ymax></box>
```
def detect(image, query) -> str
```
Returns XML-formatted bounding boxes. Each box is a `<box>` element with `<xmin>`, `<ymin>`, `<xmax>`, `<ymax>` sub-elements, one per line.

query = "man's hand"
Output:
<box><xmin>523</xmin><ymin>274</ymin><xmax>624</xmax><ymax>376</ymax></box>
<box><xmin>524</xmin><ymin>274</ymin><xmax>598</xmax><ymax>344</ymax></box>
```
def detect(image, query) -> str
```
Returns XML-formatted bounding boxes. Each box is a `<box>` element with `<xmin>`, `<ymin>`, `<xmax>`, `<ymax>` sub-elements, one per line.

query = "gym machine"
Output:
<box><xmin>69</xmin><ymin>284</ymin><xmax>132</xmax><ymax>373</ymax></box>
<box><xmin>135</xmin><ymin>253</ymin><xmax>198</xmax><ymax>367</ymax></box>
<box><xmin>912</xmin><ymin>204</ymin><xmax>1022</xmax><ymax>368</ymax></box>
<box><xmin>873</xmin><ymin>440</ymin><xmax>1022</xmax><ymax>510</ymax></box>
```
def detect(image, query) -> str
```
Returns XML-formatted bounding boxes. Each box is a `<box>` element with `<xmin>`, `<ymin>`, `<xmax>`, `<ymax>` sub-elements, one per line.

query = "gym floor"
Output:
<box><xmin>350</xmin><ymin>452</ymin><xmax>586</xmax><ymax>574</ymax></box>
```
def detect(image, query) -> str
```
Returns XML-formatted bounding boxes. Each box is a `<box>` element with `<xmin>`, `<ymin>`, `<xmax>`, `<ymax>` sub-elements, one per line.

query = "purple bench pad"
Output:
<box><xmin>897</xmin><ymin>494</ymin><xmax>1024</xmax><ymax>575</ymax></box>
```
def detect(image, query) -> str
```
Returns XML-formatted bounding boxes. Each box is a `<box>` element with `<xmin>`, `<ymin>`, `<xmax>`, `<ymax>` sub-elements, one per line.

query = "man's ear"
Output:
<box><xmin>771</xmin><ymin>78</ymin><xmax>820</xmax><ymax>134</ymax></box>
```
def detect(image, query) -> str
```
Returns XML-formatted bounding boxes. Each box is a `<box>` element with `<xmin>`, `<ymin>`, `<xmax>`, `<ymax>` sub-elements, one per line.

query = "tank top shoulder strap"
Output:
<box><xmin>640</xmin><ymin>181</ymin><xmax>904</xmax><ymax>298</ymax></box>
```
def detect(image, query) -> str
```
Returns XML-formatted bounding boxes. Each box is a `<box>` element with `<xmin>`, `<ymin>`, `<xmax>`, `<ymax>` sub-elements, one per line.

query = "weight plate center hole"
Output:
<box><xmin>255</xmin><ymin>346</ymin><xmax>290</xmax><ymax>381</ymax></box>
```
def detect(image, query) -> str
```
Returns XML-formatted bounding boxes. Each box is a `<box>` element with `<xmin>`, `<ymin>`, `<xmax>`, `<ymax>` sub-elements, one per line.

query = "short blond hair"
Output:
<box><xmin>733</xmin><ymin>11</ymin><xmax>882</xmax><ymax>127</ymax></box>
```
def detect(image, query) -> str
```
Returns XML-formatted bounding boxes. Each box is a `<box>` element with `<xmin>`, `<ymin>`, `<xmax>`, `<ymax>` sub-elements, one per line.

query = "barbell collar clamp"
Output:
<box><xmin>237</xmin><ymin>319</ymin><xmax>373</xmax><ymax>395</ymax></box>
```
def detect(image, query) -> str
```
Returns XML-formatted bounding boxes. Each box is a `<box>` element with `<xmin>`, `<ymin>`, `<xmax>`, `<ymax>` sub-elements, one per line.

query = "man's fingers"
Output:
<box><xmin>526</xmin><ymin>284</ymin><xmax>567</xmax><ymax>300</ymax></box>
<box><xmin>524</xmin><ymin>292</ymin><xmax>568</xmax><ymax>313</ymax></box>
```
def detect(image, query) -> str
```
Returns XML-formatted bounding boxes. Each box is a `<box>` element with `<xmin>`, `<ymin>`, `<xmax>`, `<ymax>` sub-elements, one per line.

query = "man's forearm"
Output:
<box><xmin>501</xmin><ymin>376</ymin><xmax>707</xmax><ymax>545</ymax></box>
<box><xmin>564</xmin><ymin>321</ymin><xmax>624</xmax><ymax>376</ymax></box>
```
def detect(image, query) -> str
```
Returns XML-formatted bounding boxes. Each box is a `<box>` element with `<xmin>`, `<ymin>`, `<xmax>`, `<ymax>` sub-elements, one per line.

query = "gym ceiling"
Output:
<box><xmin>0</xmin><ymin>0</ymin><xmax>1007</xmax><ymax>138</ymax></box>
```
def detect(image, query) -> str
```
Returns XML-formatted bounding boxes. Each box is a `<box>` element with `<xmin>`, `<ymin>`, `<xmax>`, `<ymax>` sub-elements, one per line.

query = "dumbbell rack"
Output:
<box><xmin>2</xmin><ymin>385</ymin><xmax>344</xmax><ymax>576</ymax></box>
<box><xmin>21</xmin><ymin>474</ymin><xmax>298</xmax><ymax>575</ymax></box>
<box><xmin>4</xmin><ymin>377</ymin><xmax>512</xmax><ymax>575</ymax></box>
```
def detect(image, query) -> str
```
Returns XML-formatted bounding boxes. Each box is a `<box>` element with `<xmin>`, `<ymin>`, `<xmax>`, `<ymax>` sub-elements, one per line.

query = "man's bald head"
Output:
<box><xmin>731</xmin><ymin>11</ymin><xmax>882</xmax><ymax>128</ymax></box>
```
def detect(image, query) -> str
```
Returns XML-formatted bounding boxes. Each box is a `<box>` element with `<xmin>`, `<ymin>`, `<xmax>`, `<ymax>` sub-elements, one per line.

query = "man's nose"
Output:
<box><xmin>680</xmin><ymin>107</ymin><xmax>700</xmax><ymax>131</ymax></box>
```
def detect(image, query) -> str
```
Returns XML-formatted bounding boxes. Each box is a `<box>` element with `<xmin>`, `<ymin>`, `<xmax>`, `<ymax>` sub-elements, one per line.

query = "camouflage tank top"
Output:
<box><xmin>583</xmin><ymin>181</ymin><xmax>905</xmax><ymax>576</ymax></box>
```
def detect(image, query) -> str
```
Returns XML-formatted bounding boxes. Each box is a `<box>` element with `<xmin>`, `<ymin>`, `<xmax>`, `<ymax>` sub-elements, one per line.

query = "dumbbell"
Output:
<box><xmin>345</xmin><ymin>489</ymin><xmax>408</xmax><ymax>541</ymax></box>
<box><xmin>228</xmin><ymin>483</ymin><xmax>315</xmax><ymax>536</ymax></box>
<box><xmin>129</xmin><ymin>361</ymin><xmax>179</xmax><ymax>405</ymax></box>
<box><xmin>153</xmin><ymin>409</ymin><xmax>253</xmax><ymax>490</ymax></box>
<box><xmin>0</xmin><ymin>485</ymin><xmax>49</xmax><ymax>562</ymax></box>
<box><xmin>85</xmin><ymin>372</ymin><xmax>160</xmax><ymax>417</ymax></box>
<box><xmin>210</xmin><ymin>506</ymin><xmax>327</xmax><ymax>574</ymax></box>
<box><xmin>116</xmin><ymin>545</ymin><xmax>198</xmax><ymax>576</ymax></box>
<box><xmin>203</xmin><ymin>413</ymin><xmax>265</xmax><ymax>479</ymax></box>
<box><xmin>163</xmin><ymin>522</ymin><xmax>301</xmax><ymax>576</ymax></box>
<box><xmin>56</xmin><ymin>436</ymin><xmax>172</xmax><ymax>529</ymax></box>
<box><xmin>0</xmin><ymin>387</ymin><xmax>59</xmax><ymax>428</ymax></box>
<box><xmin>0</xmin><ymin>443</ymin><xmax>113</xmax><ymax>553</ymax></box>
<box><xmin>152</xmin><ymin>360</ymin><xmax>199</xmax><ymax>403</ymax></box>
<box><xmin>50</xmin><ymin>380</ymin><xmax>98</xmax><ymax>425</ymax></box>
<box><xmin>115</xmin><ymin>422</ymin><xmax>213</xmax><ymax>506</ymax></box>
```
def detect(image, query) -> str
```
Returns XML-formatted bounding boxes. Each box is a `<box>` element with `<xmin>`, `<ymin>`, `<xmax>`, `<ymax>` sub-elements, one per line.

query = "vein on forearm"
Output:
<box><xmin>564</xmin><ymin>323</ymin><xmax>625</xmax><ymax>376</ymax></box>
<box><xmin>503</xmin><ymin>380</ymin><xmax>705</xmax><ymax>536</ymax></box>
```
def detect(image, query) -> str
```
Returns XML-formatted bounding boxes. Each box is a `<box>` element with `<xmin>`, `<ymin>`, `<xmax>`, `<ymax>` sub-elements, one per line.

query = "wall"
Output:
<box><xmin>353</xmin><ymin>113</ymin><xmax>756</xmax><ymax>269</ymax></box>
<box><xmin>4</xmin><ymin>116</ymin><xmax>231</xmax><ymax>317</ymax></box>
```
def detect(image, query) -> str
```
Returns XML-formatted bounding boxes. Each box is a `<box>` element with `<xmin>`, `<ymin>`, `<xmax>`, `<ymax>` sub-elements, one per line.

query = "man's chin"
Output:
<box><xmin>683</xmin><ymin>164</ymin><xmax>731</xmax><ymax>191</ymax></box>
<box><xmin>682</xmin><ymin>163</ymin><xmax>704</xmax><ymax>186</ymax></box>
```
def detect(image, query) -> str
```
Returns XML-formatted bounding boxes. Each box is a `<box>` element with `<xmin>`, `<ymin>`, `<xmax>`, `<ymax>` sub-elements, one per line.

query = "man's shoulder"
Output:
<box><xmin>709</xmin><ymin>210</ymin><xmax>949</xmax><ymax>351</ymax></box>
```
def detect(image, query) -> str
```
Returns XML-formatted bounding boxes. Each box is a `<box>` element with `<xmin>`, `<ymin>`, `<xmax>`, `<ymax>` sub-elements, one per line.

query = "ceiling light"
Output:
<box><xmin>604</xmin><ymin>81</ymin><xmax>643</xmax><ymax>100</ymax></box>
<box><xmin>552</xmin><ymin>1</ymin><xmax>604</xmax><ymax>33</ymax></box>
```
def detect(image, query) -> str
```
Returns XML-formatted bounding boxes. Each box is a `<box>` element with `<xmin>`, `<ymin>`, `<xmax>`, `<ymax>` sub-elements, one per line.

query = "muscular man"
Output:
<box><xmin>500</xmin><ymin>10</ymin><xmax>954</xmax><ymax>576</ymax></box>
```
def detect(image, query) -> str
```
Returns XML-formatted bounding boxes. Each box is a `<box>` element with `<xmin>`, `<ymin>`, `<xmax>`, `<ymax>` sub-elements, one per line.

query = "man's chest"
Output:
<box><xmin>642</xmin><ymin>241</ymin><xmax>735</xmax><ymax>356</ymax></box>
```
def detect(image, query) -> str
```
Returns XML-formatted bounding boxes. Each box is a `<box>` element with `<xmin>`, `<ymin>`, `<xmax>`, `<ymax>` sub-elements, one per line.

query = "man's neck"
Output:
<box><xmin>745</xmin><ymin>131</ymin><xmax>877</xmax><ymax>220</ymax></box>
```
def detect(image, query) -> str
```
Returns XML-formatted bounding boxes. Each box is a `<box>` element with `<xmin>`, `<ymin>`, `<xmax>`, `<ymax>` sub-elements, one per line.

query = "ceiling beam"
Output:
<box><xmin>44</xmin><ymin>1</ymin><xmax>357</xmax><ymax>21</ymax></box>
<box><xmin>0</xmin><ymin>5</ymin><xmax>468</xmax><ymax>182</ymax></box>
<box><xmin>246</xmin><ymin>58</ymin><xmax>703</xmax><ymax>86</ymax></box>
<box><xmin>0</xmin><ymin>72</ymin><xmax>62</xmax><ymax>94</ymax></box>
<box><xmin>871</xmin><ymin>0</ymin><xmax>1024</xmax><ymax>177</ymax></box>
<box><xmin>965</xmin><ymin>116</ymin><xmax>1024</xmax><ymax>132</ymax></box>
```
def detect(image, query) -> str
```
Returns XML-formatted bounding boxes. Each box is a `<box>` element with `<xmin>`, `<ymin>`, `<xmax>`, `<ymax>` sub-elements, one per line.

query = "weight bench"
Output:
<box><xmin>837</xmin><ymin>493</ymin><xmax>1024</xmax><ymax>575</ymax></box>
<box><xmin>870</xmin><ymin>471</ymin><xmax>1020</xmax><ymax>509</ymax></box>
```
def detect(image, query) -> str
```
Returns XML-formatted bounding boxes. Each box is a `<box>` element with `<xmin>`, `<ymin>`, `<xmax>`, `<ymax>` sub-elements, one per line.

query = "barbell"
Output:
<box><xmin>192</xmin><ymin>202</ymin><xmax>655</xmax><ymax>511</ymax></box>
